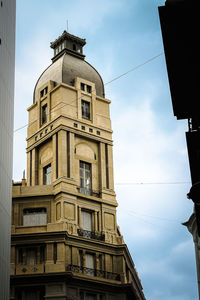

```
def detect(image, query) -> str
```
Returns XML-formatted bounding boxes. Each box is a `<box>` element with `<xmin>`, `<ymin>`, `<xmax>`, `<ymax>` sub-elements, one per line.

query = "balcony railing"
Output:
<box><xmin>66</xmin><ymin>265</ymin><xmax>121</xmax><ymax>281</ymax></box>
<box><xmin>77</xmin><ymin>187</ymin><xmax>100</xmax><ymax>198</ymax></box>
<box><xmin>77</xmin><ymin>229</ymin><xmax>105</xmax><ymax>241</ymax></box>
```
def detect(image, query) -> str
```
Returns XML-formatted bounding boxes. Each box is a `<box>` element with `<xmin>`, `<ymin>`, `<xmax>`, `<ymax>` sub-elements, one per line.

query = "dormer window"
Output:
<box><xmin>81</xmin><ymin>83</ymin><xmax>85</xmax><ymax>91</ymax></box>
<box><xmin>86</xmin><ymin>85</ymin><xmax>91</xmax><ymax>93</ymax></box>
<box><xmin>80</xmin><ymin>83</ymin><xmax>92</xmax><ymax>94</ymax></box>
<box><xmin>40</xmin><ymin>86</ymin><xmax>48</xmax><ymax>98</ymax></box>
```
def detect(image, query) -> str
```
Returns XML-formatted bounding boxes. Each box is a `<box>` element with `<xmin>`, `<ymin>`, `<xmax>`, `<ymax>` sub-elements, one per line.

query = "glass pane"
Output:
<box><xmin>81</xmin><ymin>100</ymin><xmax>90</xmax><ymax>119</ymax></box>
<box><xmin>26</xmin><ymin>248</ymin><xmax>37</xmax><ymax>265</ymax></box>
<box><xmin>44</xmin><ymin>164</ymin><xmax>51</xmax><ymax>185</ymax></box>
<box><xmin>81</xmin><ymin>211</ymin><xmax>92</xmax><ymax>231</ymax></box>
<box><xmin>85</xmin><ymin>254</ymin><xmax>94</xmax><ymax>269</ymax></box>
<box><xmin>23</xmin><ymin>209</ymin><xmax>47</xmax><ymax>226</ymax></box>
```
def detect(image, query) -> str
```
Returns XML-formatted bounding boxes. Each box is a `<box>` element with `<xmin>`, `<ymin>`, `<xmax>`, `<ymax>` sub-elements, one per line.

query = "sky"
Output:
<box><xmin>13</xmin><ymin>0</ymin><xmax>197</xmax><ymax>299</ymax></box>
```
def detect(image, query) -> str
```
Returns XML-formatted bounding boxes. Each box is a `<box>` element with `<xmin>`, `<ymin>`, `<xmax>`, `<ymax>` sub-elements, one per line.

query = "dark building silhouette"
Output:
<box><xmin>0</xmin><ymin>0</ymin><xmax>16</xmax><ymax>299</ymax></box>
<box><xmin>159</xmin><ymin>0</ymin><xmax>200</xmax><ymax>297</ymax></box>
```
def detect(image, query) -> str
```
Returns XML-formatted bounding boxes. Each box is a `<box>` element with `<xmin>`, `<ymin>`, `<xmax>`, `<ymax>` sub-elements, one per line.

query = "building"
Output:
<box><xmin>10</xmin><ymin>31</ymin><xmax>145</xmax><ymax>300</ymax></box>
<box><xmin>0</xmin><ymin>0</ymin><xmax>16</xmax><ymax>299</ymax></box>
<box><xmin>183</xmin><ymin>214</ymin><xmax>200</xmax><ymax>299</ymax></box>
<box><xmin>158</xmin><ymin>0</ymin><xmax>200</xmax><ymax>297</ymax></box>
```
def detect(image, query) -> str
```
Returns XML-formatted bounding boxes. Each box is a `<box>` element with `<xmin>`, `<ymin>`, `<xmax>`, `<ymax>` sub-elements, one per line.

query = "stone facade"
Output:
<box><xmin>11</xmin><ymin>31</ymin><xmax>145</xmax><ymax>300</ymax></box>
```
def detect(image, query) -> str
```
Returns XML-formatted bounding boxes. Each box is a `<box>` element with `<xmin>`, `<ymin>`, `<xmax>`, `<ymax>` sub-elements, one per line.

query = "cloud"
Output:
<box><xmin>112</xmin><ymin>97</ymin><xmax>189</xmax><ymax>184</ymax></box>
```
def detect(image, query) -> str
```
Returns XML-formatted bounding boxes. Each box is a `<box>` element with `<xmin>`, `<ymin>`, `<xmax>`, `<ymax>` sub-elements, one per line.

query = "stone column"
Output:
<box><xmin>78</xmin><ymin>207</ymin><xmax>82</xmax><ymax>228</ymax></box>
<box><xmin>52</xmin><ymin>134</ymin><xmax>57</xmax><ymax>182</ymax></box>
<box><xmin>107</xmin><ymin>144</ymin><xmax>114</xmax><ymax>190</ymax></box>
<box><xmin>99</xmin><ymin>143</ymin><xmax>106</xmax><ymax>189</ymax></box>
<box><xmin>58</xmin><ymin>130</ymin><xmax>67</xmax><ymax>178</ymax></box>
<box><xmin>69</xmin><ymin>132</ymin><xmax>74</xmax><ymax>178</ymax></box>
<box><xmin>94</xmin><ymin>211</ymin><xmax>98</xmax><ymax>232</ymax></box>
<box><xmin>31</xmin><ymin>148</ymin><xmax>36</xmax><ymax>186</ymax></box>
<box><xmin>27</xmin><ymin>151</ymin><xmax>31</xmax><ymax>186</ymax></box>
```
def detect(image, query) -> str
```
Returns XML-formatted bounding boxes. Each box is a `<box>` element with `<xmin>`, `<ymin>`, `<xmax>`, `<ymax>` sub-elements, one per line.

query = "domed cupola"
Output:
<box><xmin>33</xmin><ymin>31</ymin><xmax>105</xmax><ymax>103</ymax></box>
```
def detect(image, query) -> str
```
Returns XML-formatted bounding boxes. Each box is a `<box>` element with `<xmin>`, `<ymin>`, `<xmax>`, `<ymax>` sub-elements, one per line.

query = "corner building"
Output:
<box><xmin>11</xmin><ymin>31</ymin><xmax>145</xmax><ymax>300</ymax></box>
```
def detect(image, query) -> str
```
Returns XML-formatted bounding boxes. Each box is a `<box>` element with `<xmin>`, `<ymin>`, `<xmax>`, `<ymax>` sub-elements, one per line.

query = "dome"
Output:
<box><xmin>33</xmin><ymin>52</ymin><xmax>105</xmax><ymax>103</ymax></box>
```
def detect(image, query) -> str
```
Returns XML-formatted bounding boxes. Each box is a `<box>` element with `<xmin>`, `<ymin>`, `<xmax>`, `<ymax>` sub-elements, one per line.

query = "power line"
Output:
<box><xmin>121</xmin><ymin>208</ymin><xmax>180</xmax><ymax>223</ymax></box>
<box><xmin>105</xmin><ymin>52</ymin><xmax>163</xmax><ymax>85</ymax></box>
<box><xmin>14</xmin><ymin>52</ymin><xmax>163</xmax><ymax>133</ymax></box>
<box><xmin>115</xmin><ymin>181</ymin><xmax>190</xmax><ymax>185</ymax></box>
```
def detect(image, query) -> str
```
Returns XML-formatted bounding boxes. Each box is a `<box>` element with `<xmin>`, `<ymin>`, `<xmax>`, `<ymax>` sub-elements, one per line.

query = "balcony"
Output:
<box><xmin>16</xmin><ymin>264</ymin><xmax>45</xmax><ymax>275</ymax></box>
<box><xmin>77</xmin><ymin>229</ymin><xmax>105</xmax><ymax>241</ymax></box>
<box><xmin>66</xmin><ymin>265</ymin><xmax>121</xmax><ymax>281</ymax></box>
<box><xmin>77</xmin><ymin>187</ymin><xmax>100</xmax><ymax>198</ymax></box>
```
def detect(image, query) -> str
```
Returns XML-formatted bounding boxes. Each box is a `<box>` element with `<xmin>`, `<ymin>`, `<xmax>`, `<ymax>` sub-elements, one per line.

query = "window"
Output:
<box><xmin>26</xmin><ymin>248</ymin><xmax>37</xmax><ymax>265</ymax></box>
<box><xmin>86</xmin><ymin>85</ymin><xmax>91</xmax><ymax>93</ymax></box>
<box><xmin>81</xmin><ymin>83</ymin><xmax>85</xmax><ymax>91</ymax></box>
<box><xmin>18</xmin><ymin>246</ymin><xmax>45</xmax><ymax>265</ymax></box>
<box><xmin>85</xmin><ymin>294</ymin><xmax>96</xmax><ymax>300</ymax></box>
<box><xmin>73</xmin><ymin>44</ymin><xmax>76</xmax><ymax>51</ymax></box>
<box><xmin>22</xmin><ymin>290</ymin><xmax>38</xmax><ymax>300</ymax></box>
<box><xmin>80</xmin><ymin>161</ymin><xmax>91</xmax><ymax>195</ymax></box>
<box><xmin>41</xmin><ymin>104</ymin><xmax>47</xmax><ymax>124</ymax></box>
<box><xmin>81</xmin><ymin>100</ymin><xmax>90</xmax><ymax>120</ymax></box>
<box><xmin>81</xmin><ymin>210</ymin><xmax>92</xmax><ymax>232</ymax></box>
<box><xmin>43</xmin><ymin>164</ymin><xmax>51</xmax><ymax>185</ymax></box>
<box><xmin>85</xmin><ymin>253</ymin><xmax>95</xmax><ymax>276</ymax></box>
<box><xmin>40</xmin><ymin>86</ymin><xmax>48</xmax><ymax>98</ymax></box>
<box><xmin>23</xmin><ymin>208</ymin><xmax>47</xmax><ymax>226</ymax></box>
<box><xmin>80</xmin><ymin>292</ymin><xmax>105</xmax><ymax>300</ymax></box>
<box><xmin>53</xmin><ymin>242</ymin><xmax>57</xmax><ymax>264</ymax></box>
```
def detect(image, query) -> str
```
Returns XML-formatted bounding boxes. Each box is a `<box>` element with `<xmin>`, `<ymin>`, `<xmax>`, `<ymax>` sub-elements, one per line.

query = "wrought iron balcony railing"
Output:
<box><xmin>77</xmin><ymin>229</ymin><xmax>105</xmax><ymax>241</ymax></box>
<box><xmin>66</xmin><ymin>264</ymin><xmax>121</xmax><ymax>281</ymax></box>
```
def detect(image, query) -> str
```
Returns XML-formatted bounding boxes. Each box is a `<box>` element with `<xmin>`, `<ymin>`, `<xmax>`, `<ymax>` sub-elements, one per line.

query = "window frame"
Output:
<box><xmin>80</xmin><ymin>161</ymin><xmax>92</xmax><ymax>195</ymax></box>
<box><xmin>41</xmin><ymin>103</ymin><xmax>47</xmax><ymax>125</ymax></box>
<box><xmin>23</xmin><ymin>207</ymin><xmax>47</xmax><ymax>226</ymax></box>
<box><xmin>43</xmin><ymin>164</ymin><xmax>51</xmax><ymax>185</ymax></box>
<box><xmin>81</xmin><ymin>100</ymin><xmax>90</xmax><ymax>120</ymax></box>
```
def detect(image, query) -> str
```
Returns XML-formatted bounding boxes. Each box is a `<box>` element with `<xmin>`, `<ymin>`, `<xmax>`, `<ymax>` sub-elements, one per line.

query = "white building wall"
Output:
<box><xmin>0</xmin><ymin>0</ymin><xmax>16</xmax><ymax>298</ymax></box>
